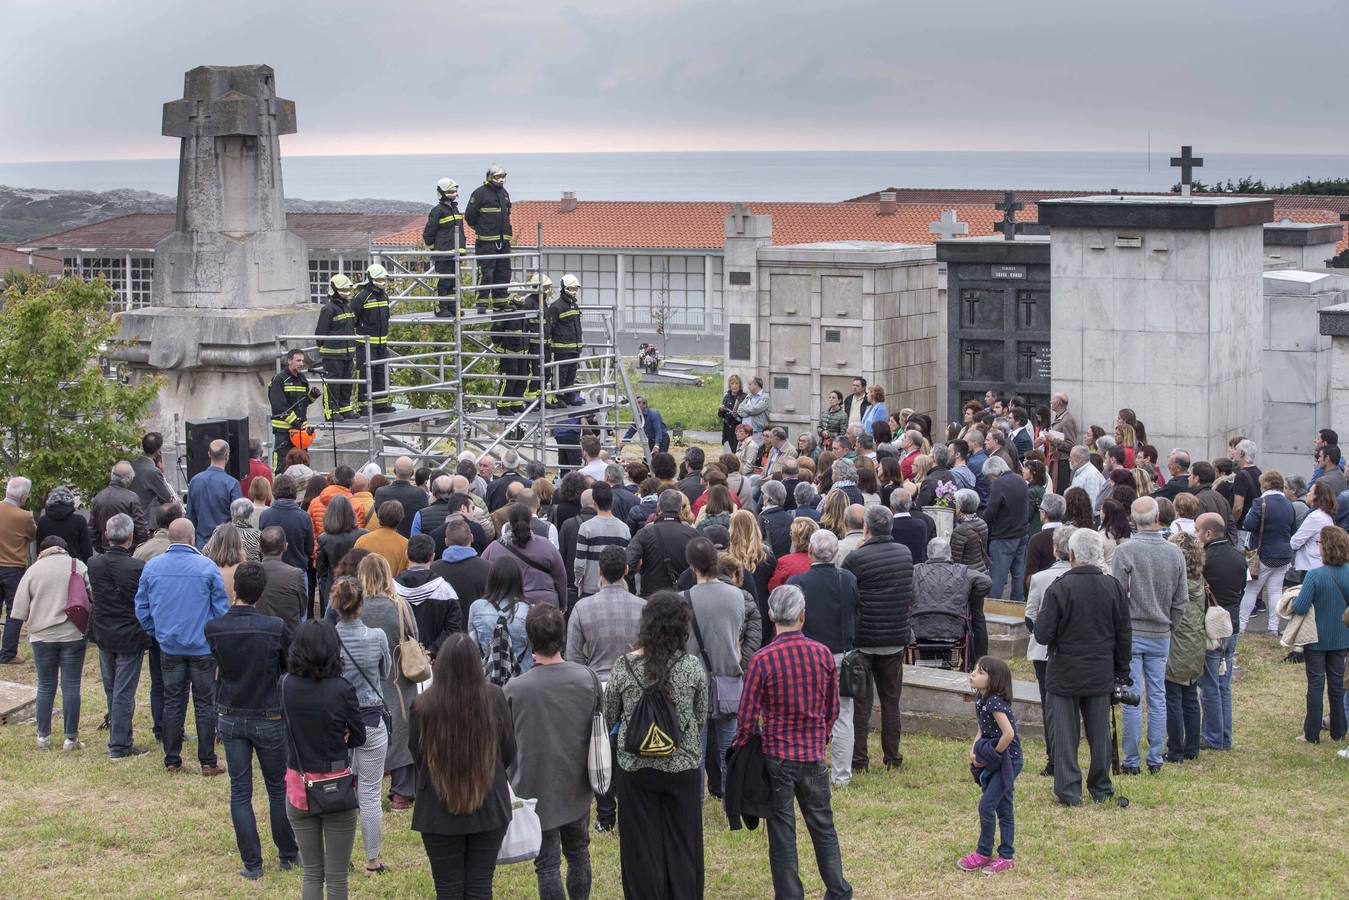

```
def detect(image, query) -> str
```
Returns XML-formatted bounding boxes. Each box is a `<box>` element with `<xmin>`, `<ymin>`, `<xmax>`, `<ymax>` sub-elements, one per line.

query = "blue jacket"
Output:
<box><xmin>860</xmin><ymin>402</ymin><xmax>888</xmax><ymax>432</ymax></box>
<box><xmin>1336</xmin><ymin>490</ymin><xmax>1349</xmax><ymax>530</ymax></box>
<box><xmin>624</xmin><ymin>406</ymin><xmax>669</xmax><ymax>450</ymax></box>
<box><xmin>1241</xmin><ymin>491</ymin><xmax>1295</xmax><ymax>564</ymax></box>
<box><xmin>185</xmin><ymin>466</ymin><xmax>241</xmax><ymax>549</ymax></box>
<box><xmin>259</xmin><ymin>498</ymin><xmax>315</xmax><ymax>572</ymax></box>
<box><xmin>135</xmin><ymin>543</ymin><xmax>229</xmax><ymax>656</ymax></box>
<box><xmin>468</xmin><ymin>598</ymin><xmax>533</xmax><ymax>673</ymax></box>
<box><xmin>1290</xmin><ymin>564</ymin><xmax>1349</xmax><ymax>651</ymax></box>
<box><xmin>968</xmin><ymin>450</ymin><xmax>991</xmax><ymax>506</ymax></box>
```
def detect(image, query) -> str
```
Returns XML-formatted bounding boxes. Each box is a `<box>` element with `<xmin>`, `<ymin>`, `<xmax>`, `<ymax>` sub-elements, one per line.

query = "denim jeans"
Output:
<box><xmin>1164</xmin><ymin>680</ymin><xmax>1201</xmax><ymax>759</ymax></box>
<box><xmin>1199</xmin><ymin>634</ymin><xmax>1237</xmax><ymax>750</ymax></box>
<box><xmin>830</xmin><ymin>653</ymin><xmax>854</xmax><ymax>786</ymax></box>
<box><xmin>700</xmin><ymin>715</ymin><xmax>737</xmax><ymax>798</ymax></box>
<box><xmin>1123</xmin><ymin>634</ymin><xmax>1170</xmax><ymax>768</ymax></box>
<box><xmin>161</xmin><ymin>652</ymin><xmax>217</xmax><ymax>768</ymax></box>
<box><xmin>219</xmin><ymin>715</ymin><xmax>298</xmax><ymax>872</ymax></box>
<box><xmin>1303</xmin><ymin>648</ymin><xmax>1348</xmax><ymax>743</ymax></box>
<box><xmin>0</xmin><ymin>566</ymin><xmax>25</xmax><ymax>661</ymax></box>
<box><xmin>1239</xmin><ymin>560</ymin><xmax>1289</xmax><ymax>634</ymax></box>
<box><xmin>988</xmin><ymin>538</ymin><xmax>1021</xmax><ymax>601</ymax></box>
<box><xmin>974</xmin><ymin>753</ymin><xmax>1023</xmax><ymax>860</ymax></box>
<box><xmin>148</xmin><ymin>642</ymin><xmax>165</xmax><ymax>741</ymax></box>
<box><xmin>535</xmin><ymin>813</ymin><xmax>591</xmax><ymax>900</ymax></box>
<box><xmin>764</xmin><ymin>757</ymin><xmax>852</xmax><ymax>900</ymax></box>
<box><xmin>1009</xmin><ymin>534</ymin><xmax>1029</xmax><ymax>604</ymax></box>
<box><xmin>32</xmin><ymin>639</ymin><xmax>87</xmax><ymax>739</ymax></box>
<box><xmin>99</xmin><ymin>649</ymin><xmax>143</xmax><ymax>755</ymax></box>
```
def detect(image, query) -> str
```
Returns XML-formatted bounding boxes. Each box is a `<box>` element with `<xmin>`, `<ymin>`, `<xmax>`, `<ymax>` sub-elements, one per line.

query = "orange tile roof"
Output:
<box><xmin>374</xmin><ymin>199</ymin><xmax>1347</xmax><ymax>255</ymax></box>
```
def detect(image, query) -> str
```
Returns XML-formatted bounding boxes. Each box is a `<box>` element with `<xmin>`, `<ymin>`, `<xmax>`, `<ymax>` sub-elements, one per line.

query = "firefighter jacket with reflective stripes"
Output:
<box><xmin>353</xmin><ymin>284</ymin><xmax>390</xmax><ymax>342</ymax></box>
<box><xmin>316</xmin><ymin>294</ymin><xmax>357</xmax><ymax>357</ymax></box>
<box><xmin>269</xmin><ymin>371</ymin><xmax>312</xmax><ymax>430</ymax></box>
<box><xmin>546</xmin><ymin>294</ymin><xmax>583</xmax><ymax>351</ymax></box>
<box><xmin>422</xmin><ymin>199</ymin><xmax>466</xmax><ymax>252</ymax></box>
<box><xmin>465</xmin><ymin>182</ymin><xmax>512</xmax><ymax>244</ymax></box>
<box><xmin>519</xmin><ymin>293</ymin><xmax>546</xmax><ymax>349</ymax></box>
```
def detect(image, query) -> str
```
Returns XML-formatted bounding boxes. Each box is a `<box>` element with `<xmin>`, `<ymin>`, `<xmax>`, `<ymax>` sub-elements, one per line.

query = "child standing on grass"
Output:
<box><xmin>958</xmin><ymin>656</ymin><xmax>1023</xmax><ymax>875</ymax></box>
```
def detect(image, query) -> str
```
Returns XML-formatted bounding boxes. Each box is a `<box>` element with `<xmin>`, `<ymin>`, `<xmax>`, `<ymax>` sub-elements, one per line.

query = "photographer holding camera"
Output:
<box><xmin>1034</xmin><ymin>528</ymin><xmax>1132</xmax><ymax>806</ymax></box>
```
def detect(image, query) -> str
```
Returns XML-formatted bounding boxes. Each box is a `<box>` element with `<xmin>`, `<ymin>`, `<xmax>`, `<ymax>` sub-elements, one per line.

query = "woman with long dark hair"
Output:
<box><xmin>719</xmin><ymin>374</ymin><xmax>746</xmax><ymax>452</ymax></box>
<box><xmin>282</xmin><ymin>621</ymin><xmax>366</xmax><ymax>900</ymax></box>
<box><xmin>1063</xmin><ymin>486</ymin><xmax>1095</xmax><ymax>530</ymax></box>
<box><xmin>316</xmin><ymin>495</ymin><xmax>368</xmax><ymax>615</ymax></box>
<box><xmin>411</xmin><ymin>633</ymin><xmax>516</xmax><ymax>897</ymax></box>
<box><xmin>468</xmin><ymin>557</ymin><xmax>533</xmax><ymax>676</ymax></box>
<box><xmin>604</xmin><ymin>592</ymin><xmax>708</xmax><ymax>899</ymax></box>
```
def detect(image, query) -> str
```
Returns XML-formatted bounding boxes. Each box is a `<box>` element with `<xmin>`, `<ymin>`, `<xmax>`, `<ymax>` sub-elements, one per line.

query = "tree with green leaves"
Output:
<box><xmin>0</xmin><ymin>275</ymin><xmax>161</xmax><ymax>503</ymax></box>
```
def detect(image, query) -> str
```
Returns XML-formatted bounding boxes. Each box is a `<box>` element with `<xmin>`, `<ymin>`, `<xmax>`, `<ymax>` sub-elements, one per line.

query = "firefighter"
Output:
<box><xmin>546</xmin><ymin>273</ymin><xmax>585</xmax><ymax>407</ymax></box>
<box><xmin>268</xmin><ymin>348</ymin><xmax>321</xmax><ymax>469</ymax></box>
<box><xmin>519</xmin><ymin>273</ymin><xmax>551</xmax><ymax>410</ymax></box>
<box><xmin>496</xmin><ymin>273</ymin><xmax>549</xmax><ymax>418</ymax></box>
<box><xmin>422</xmin><ymin>177</ymin><xmax>465</xmax><ymax>318</ymax></box>
<box><xmin>353</xmin><ymin>263</ymin><xmax>395</xmax><ymax>414</ymax></box>
<box><xmin>315</xmin><ymin>273</ymin><xmax>358</xmax><ymax>421</ymax></box>
<box><xmin>465</xmin><ymin>164</ymin><xmax>512</xmax><ymax>315</ymax></box>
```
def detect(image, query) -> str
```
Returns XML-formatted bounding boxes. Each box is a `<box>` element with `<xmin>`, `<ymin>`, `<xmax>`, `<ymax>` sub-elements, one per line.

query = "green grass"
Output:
<box><xmin>1</xmin><ymin>634</ymin><xmax>1347</xmax><ymax>897</ymax></box>
<box><xmin>631</xmin><ymin>364</ymin><xmax>724</xmax><ymax>434</ymax></box>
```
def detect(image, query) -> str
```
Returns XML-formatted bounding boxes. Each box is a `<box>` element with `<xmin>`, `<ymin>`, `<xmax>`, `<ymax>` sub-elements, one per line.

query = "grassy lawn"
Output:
<box><xmin>630</xmin><ymin>364</ymin><xmax>724</xmax><ymax>434</ymax></box>
<box><xmin>2</xmin><ymin>633</ymin><xmax>1347</xmax><ymax>897</ymax></box>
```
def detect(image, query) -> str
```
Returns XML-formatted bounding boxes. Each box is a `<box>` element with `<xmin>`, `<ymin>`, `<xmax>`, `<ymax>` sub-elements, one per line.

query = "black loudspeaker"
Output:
<box><xmin>185</xmin><ymin>417</ymin><xmax>249</xmax><ymax>482</ymax></box>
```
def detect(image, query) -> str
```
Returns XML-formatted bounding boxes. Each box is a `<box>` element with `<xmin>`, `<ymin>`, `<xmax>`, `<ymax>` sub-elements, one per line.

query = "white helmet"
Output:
<box><xmin>329</xmin><ymin>273</ymin><xmax>353</xmax><ymax>298</ymax></box>
<box><xmin>436</xmin><ymin>177</ymin><xmax>458</xmax><ymax>200</ymax></box>
<box><xmin>485</xmin><ymin>164</ymin><xmax>507</xmax><ymax>183</ymax></box>
<box><xmin>561</xmin><ymin>273</ymin><xmax>580</xmax><ymax>296</ymax></box>
<box><xmin>365</xmin><ymin>263</ymin><xmax>388</xmax><ymax>287</ymax></box>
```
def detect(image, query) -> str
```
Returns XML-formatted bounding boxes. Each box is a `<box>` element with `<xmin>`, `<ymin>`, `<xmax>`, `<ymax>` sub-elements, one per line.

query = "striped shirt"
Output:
<box><xmin>732</xmin><ymin>630</ymin><xmax>839</xmax><ymax>762</ymax></box>
<box><xmin>573</xmin><ymin>513</ymin><xmax>631</xmax><ymax>596</ymax></box>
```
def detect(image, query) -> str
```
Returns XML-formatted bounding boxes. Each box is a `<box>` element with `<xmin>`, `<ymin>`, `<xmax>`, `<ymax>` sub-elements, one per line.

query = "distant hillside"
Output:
<box><xmin>0</xmin><ymin>185</ymin><xmax>425</xmax><ymax>243</ymax></box>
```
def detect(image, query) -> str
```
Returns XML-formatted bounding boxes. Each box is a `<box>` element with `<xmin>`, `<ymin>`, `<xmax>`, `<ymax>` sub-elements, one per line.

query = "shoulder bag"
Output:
<box><xmin>393</xmin><ymin>596</ymin><xmax>432</xmax><ymax>683</ymax></box>
<box><xmin>65</xmin><ymin>558</ymin><xmax>92</xmax><ymax>634</ymax></box>
<box><xmin>334</xmin><ymin>629</ymin><xmax>394</xmax><ymax>734</ymax></box>
<box><xmin>1245</xmin><ymin>498</ymin><xmax>1265</xmax><ymax>579</ymax></box>
<box><xmin>280</xmin><ymin>675</ymin><xmax>358</xmax><ymax>816</ymax></box>
<box><xmin>682</xmin><ymin>590</ymin><xmax>743</xmax><ymax>717</ymax></box>
<box><xmin>585</xmin><ymin>667</ymin><xmax>613</xmax><ymax>795</ymax></box>
<box><xmin>835</xmin><ymin>571</ymin><xmax>869</xmax><ymax>699</ymax></box>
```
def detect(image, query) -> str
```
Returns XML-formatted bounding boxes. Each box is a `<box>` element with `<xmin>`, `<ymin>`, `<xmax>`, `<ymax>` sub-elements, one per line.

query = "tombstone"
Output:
<box><xmin>1038</xmin><ymin>194</ymin><xmax>1273</xmax><ymax>460</ymax></box>
<box><xmin>111</xmin><ymin>65</ymin><xmax>316</xmax><ymax>445</ymax></box>
<box><xmin>721</xmin><ymin>203</ymin><xmax>773</xmax><ymax>378</ymax></box>
<box><xmin>937</xmin><ymin>236</ymin><xmax>1051</xmax><ymax>421</ymax></box>
<box><xmin>1264</xmin><ymin>222</ymin><xmax>1343</xmax><ymax>270</ymax></box>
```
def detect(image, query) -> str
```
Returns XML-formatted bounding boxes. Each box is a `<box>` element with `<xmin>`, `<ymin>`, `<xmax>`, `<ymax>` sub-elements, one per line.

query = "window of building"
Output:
<box><xmin>65</xmin><ymin>256</ymin><xmax>129</xmax><ymax>310</ymax></box>
<box><xmin>129</xmin><ymin>257</ymin><xmax>154</xmax><ymax>308</ymax></box>
<box><xmin>624</xmin><ymin>254</ymin><xmax>708</xmax><ymax>330</ymax></box>
<box><xmin>309</xmin><ymin>257</ymin><xmax>342</xmax><ymax>302</ymax></box>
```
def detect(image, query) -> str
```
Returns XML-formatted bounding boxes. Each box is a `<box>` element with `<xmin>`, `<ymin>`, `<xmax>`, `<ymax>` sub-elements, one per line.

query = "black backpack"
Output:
<box><xmin>619</xmin><ymin>655</ymin><xmax>681</xmax><ymax>758</ymax></box>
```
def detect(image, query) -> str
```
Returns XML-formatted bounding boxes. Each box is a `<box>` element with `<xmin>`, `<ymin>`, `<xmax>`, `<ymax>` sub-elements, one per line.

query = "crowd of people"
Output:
<box><xmin>1</xmin><ymin>378</ymin><xmax>1348</xmax><ymax>896</ymax></box>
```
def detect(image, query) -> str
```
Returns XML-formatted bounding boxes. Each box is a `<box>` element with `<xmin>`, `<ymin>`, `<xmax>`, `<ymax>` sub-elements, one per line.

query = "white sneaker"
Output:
<box><xmin>36</xmin><ymin>735</ymin><xmax>49</xmax><ymax>750</ymax></box>
<box><xmin>62</xmin><ymin>738</ymin><xmax>85</xmax><ymax>752</ymax></box>
<box><xmin>1336</xmin><ymin>747</ymin><xmax>1349</xmax><ymax>760</ymax></box>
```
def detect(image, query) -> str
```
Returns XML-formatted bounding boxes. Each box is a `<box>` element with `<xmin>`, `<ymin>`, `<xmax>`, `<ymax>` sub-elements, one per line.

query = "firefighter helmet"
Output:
<box><xmin>365</xmin><ymin>264</ymin><xmax>388</xmax><ymax>288</ymax></box>
<box><xmin>330</xmin><ymin>273</ymin><xmax>353</xmax><ymax>298</ymax></box>
<box><xmin>560</xmin><ymin>273</ymin><xmax>580</xmax><ymax>296</ymax></box>
<box><xmin>485</xmin><ymin>164</ymin><xmax>507</xmax><ymax>183</ymax></box>
<box><xmin>527</xmin><ymin>272</ymin><xmax>555</xmax><ymax>302</ymax></box>
<box><xmin>436</xmin><ymin>177</ymin><xmax>458</xmax><ymax>200</ymax></box>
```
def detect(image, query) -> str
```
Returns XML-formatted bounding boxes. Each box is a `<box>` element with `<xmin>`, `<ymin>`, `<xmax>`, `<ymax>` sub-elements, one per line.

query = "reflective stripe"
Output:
<box><xmin>319</xmin><ymin>347</ymin><xmax>355</xmax><ymax>355</ymax></box>
<box><xmin>363</xmin><ymin>301</ymin><xmax>389</xmax><ymax>308</ymax></box>
<box><xmin>550</xmin><ymin>342</ymin><xmax>583</xmax><ymax>349</ymax></box>
<box><xmin>271</xmin><ymin>419</ymin><xmax>292</xmax><ymax>429</ymax></box>
<box><xmin>557</xmin><ymin>309</ymin><xmax>581</xmax><ymax>318</ymax></box>
<box><xmin>333</xmin><ymin>312</ymin><xmax>354</xmax><ymax>321</ymax></box>
<box><xmin>438</xmin><ymin>214</ymin><xmax>463</xmax><ymax>224</ymax></box>
<box><xmin>367</xmin><ymin>336</ymin><xmax>389</xmax><ymax>344</ymax></box>
<box><xmin>282</xmin><ymin>385</ymin><xmax>308</xmax><ymax>392</ymax></box>
<box><xmin>479</xmin><ymin>207</ymin><xmax>501</xmax><ymax>213</ymax></box>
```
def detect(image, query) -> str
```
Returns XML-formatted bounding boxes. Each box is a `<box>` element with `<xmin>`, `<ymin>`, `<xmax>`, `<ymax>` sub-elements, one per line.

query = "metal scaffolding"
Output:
<box><xmin>275</xmin><ymin>224</ymin><xmax>646</xmax><ymax>472</ymax></box>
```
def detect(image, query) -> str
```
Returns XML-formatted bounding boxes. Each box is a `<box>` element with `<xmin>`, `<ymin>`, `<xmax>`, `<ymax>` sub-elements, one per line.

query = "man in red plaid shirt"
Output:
<box><xmin>733</xmin><ymin>584</ymin><xmax>853</xmax><ymax>899</ymax></box>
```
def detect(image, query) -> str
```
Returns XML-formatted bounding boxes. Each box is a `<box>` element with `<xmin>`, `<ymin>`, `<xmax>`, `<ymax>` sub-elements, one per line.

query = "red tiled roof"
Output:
<box><xmin>20</xmin><ymin>213</ymin><xmax>424</xmax><ymax>253</ymax></box>
<box><xmin>0</xmin><ymin>245</ymin><xmax>62</xmax><ymax>275</ymax></box>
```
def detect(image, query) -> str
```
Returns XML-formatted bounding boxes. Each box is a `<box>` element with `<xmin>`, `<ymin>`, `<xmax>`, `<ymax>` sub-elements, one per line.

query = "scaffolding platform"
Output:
<box><xmin>276</xmin><ymin>225</ymin><xmax>645</xmax><ymax>472</ymax></box>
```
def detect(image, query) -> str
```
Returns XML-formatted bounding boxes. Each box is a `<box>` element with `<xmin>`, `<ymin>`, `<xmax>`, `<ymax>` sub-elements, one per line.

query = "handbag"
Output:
<box><xmin>1245</xmin><ymin>495</ymin><xmax>1266</xmax><ymax>578</ymax></box>
<box><xmin>280</xmin><ymin>675</ymin><xmax>358</xmax><ymax>816</ymax></box>
<box><xmin>64</xmin><ymin>557</ymin><xmax>92</xmax><ymax>634</ymax></box>
<box><xmin>682</xmin><ymin>590</ymin><xmax>743</xmax><ymax>717</ymax></box>
<box><xmin>834</xmin><ymin>572</ymin><xmax>869</xmax><ymax>699</ymax></box>
<box><xmin>393</xmin><ymin>596</ymin><xmax>432</xmax><ymax>683</ymax></box>
<box><xmin>496</xmin><ymin>784</ymin><xmax>542</xmax><ymax>864</ymax></box>
<box><xmin>585</xmin><ymin>668</ymin><xmax>613</xmax><ymax>795</ymax></box>
<box><xmin>334</xmin><ymin>630</ymin><xmax>394</xmax><ymax>735</ymax></box>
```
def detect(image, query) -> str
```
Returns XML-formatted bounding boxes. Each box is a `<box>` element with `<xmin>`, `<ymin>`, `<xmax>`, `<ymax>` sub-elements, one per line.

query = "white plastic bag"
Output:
<box><xmin>496</xmin><ymin>785</ymin><xmax>542</xmax><ymax>864</ymax></box>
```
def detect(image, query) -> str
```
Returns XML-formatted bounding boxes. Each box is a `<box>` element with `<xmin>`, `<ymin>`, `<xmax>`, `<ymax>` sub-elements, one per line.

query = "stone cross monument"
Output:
<box><xmin>113</xmin><ymin>65</ymin><xmax>316</xmax><ymax>449</ymax></box>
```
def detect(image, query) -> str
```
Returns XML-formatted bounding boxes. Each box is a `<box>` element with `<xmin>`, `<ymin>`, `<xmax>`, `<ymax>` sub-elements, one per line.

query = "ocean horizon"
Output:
<box><xmin>2</xmin><ymin>150</ymin><xmax>1347</xmax><ymax>204</ymax></box>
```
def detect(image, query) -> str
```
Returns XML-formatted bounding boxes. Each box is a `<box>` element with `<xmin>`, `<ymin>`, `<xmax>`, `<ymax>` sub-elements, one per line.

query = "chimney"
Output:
<box><xmin>878</xmin><ymin>191</ymin><xmax>897</xmax><ymax>216</ymax></box>
<box><xmin>559</xmin><ymin>191</ymin><xmax>577</xmax><ymax>213</ymax></box>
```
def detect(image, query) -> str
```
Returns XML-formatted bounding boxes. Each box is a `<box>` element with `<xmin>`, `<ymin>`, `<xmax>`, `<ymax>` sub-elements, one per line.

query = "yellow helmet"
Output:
<box><xmin>365</xmin><ymin>263</ymin><xmax>388</xmax><ymax>287</ymax></box>
<box><xmin>330</xmin><ymin>273</ymin><xmax>353</xmax><ymax>298</ymax></box>
<box><xmin>527</xmin><ymin>272</ymin><xmax>555</xmax><ymax>302</ymax></box>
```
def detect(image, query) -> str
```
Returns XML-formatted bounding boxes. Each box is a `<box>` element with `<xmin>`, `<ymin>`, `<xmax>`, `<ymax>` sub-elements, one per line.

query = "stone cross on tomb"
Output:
<box><xmin>1018</xmin><ymin>291</ymin><xmax>1038</xmax><ymax>328</ymax></box>
<box><xmin>962</xmin><ymin>292</ymin><xmax>981</xmax><ymax>326</ymax></box>
<box><xmin>1170</xmin><ymin>145</ymin><xmax>1204</xmax><ymax>198</ymax></box>
<box><xmin>1018</xmin><ymin>344</ymin><xmax>1036</xmax><ymax>380</ymax></box>
<box><xmin>962</xmin><ymin>342</ymin><xmax>981</xmax><ymax>376</ymax></box>
<box><xmin>994</xmin><ymin>192</ymin><xmax>1024</xmax><ymax>241</ymax></box>
<box><xmin>186</xmin><ymin>99</ymin><xmax>211</xmax><ymax>131</ymax></box>
<box><xmin>727</xmin><ymin>203</ymin><xmax>753</xmax><ymax>236</ymax></box>
<box><xmin>929</xmin><ymin>209</ymin><xmax>970</xmax><ymax>241</ymax></box>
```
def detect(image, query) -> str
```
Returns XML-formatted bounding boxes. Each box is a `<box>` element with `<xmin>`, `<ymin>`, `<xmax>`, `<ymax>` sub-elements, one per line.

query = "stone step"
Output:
<box><xmin>886</xmin><ymin>666</ymin><xmax>1043</xmax><ymax>741</ymax></box>
<box><xmin>985</xmin><ymin>612</ymin><xmax>1026</xmax><ymax>637</ymax></box>
<box><xmin>662</xmin><ymin>357</ymin><xmax>719</xmax><ymax>371</ymax></box>
<box><xmin>0</xmin><ymin>680</ymin><xmax>37</xmax><ymax>725</ymax></box>
<box><xmin>638</xmin><ymin>371</ymin><xmax>704</xmax><ymax>386</ymax></box>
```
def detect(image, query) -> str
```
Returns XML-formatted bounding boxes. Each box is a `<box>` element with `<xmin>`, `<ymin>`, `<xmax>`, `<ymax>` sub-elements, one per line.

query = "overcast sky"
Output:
<box><xmin>3</xmin><ymin>0</ymin><xmax>1345</xmax><ymax>162</ymax></box>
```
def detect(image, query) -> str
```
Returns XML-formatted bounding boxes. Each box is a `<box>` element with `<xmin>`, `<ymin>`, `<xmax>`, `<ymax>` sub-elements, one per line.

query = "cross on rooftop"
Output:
<box><xmin>994</xmin><ymin>192</ymin><xmax>1024</xmax><ymax>241</ymax></box>
<box><xmin>1170</xmin><ymin>145</ymin><xmax>1204</xmax><ymax>197</ymax></box>
<box><xmin>929</xmin><ymin>209</ymin><xmax>969</xmax><ymax>241</ymax></box>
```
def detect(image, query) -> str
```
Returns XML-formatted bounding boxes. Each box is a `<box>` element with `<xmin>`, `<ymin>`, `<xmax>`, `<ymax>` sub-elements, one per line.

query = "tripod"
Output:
<box><xmin>1108</xmin><ymin>701</ymin><xmax>1131</xmax><ymax>809</ymax></box>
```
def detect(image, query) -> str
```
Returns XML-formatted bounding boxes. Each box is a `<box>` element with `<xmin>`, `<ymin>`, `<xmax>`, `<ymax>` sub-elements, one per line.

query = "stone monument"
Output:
<box><xmin>1037</xmin><ymin>194</ymin><xmax>1273</xmax><ymax>460</ymax></box>
<box><xmin>112</xmin><ymin>65</ymin><xmax>315</xmax><ymax>445</ymax></box>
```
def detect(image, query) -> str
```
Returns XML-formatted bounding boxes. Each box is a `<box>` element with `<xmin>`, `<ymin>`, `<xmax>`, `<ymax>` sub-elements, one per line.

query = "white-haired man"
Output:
<box><xmin>0</xmin><ymin>476</ymin><xmax>36</xmax><ymax>664</ymax></box>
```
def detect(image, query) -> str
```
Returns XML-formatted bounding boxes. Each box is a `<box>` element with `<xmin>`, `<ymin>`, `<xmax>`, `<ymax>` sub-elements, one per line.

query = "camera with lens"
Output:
<box><xmin>1111</xmin><ymin>677</ymin><xmax>1141</xmax><ymax>707</ymax></box>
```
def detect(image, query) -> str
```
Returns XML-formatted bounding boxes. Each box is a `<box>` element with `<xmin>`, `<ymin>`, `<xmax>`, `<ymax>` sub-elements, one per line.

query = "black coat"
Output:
<box><xmin>842</xmin><ymin>534</ymin><xmax>914</xmax><ymax>648</ymax></box>
<box><xmin>89</xmin><ymin>484</ymin><xmax>149</xmax><ymax>553</ymax></box>
<box><xmin>486</xmin><ymin>473</ymin><xmax>527</xmax><ymax>512</ymax></box>
<box><xmin>422</xmin><ymin>198</ymin><xmax>466</xmax><ymax>251</ymax></box>
<box><xmin>37</xmin><ymin>502</ymin><xmax>93</xmax><ymax>562</ymax></box>
<box><xmin>1033</xmin><ymin>566</ymin><xmax>1132</xmax><ymax>696</ymax></box>
<box><xmin>410</xmin><ymin>688</ymin><xmax>515</xmax><ymax>836</ymax></box>
<box><xmin>610</xmin><ymin>485</ymin><xmax>638</xmax><ymax>524</ymax></box>
<box><xmin>891</xmin><ymin>514</ymin><xmax>929</xmax><ymax>565</ymax></box>
<box><xmin>281</xmin><ymin>674</ymin><xmax>366</xmax><ymax>773</ymax></box>
<box><xmin>724</xmin><ymin>733</ymin><xmax>773</xmax><ymax>831</ymax></box>
<box><xmin>758</xmin><ymin>507</ymin><xmax>795</xmax><ymax>559</ymax></box>
<box><xmin>432</xmin><ymin>554</ymin><xmax>492</xmax><ymax>629</ymax></box>
<box><xmin>1202</xmin><ymin>538</ymin><xmax>1247</xmax><ymax>632</ymax></box>
<box><xmin>789</xmin><ymin>562</ymin><xmax>858</xmax><ymax>653</ymax></box>
<box><xmin>465</xmin><ymin>181</ymin><xmax>513</xmax><ymax>245</ymax></box>
<box><xmin>626</xmin><ymin>517</ymin><xmax>699</xmax><ymax>597</ymax></box>
<box><xmin>258</xmin><ymin>499</ymin><xmax>315</xmax><ymax>572</ymax></box>
<box><xmin>88</xmin><ymin>547</ymin><xmax>150</xmax><ymax>653</ymax></box>
<box><xmin>374</xmin><ymin>480</ymin><xmax>428</xmax><ymax>538</ymax></box>
<box><xmin>1152</xmin><ymin>474</ymin><xmax>1191</xmax><ymax>502</ymax></box>
<box><xmin>916</xmin><ymin>467</ymin><xmax>952</xmax><ymax>508</ymax></box>
<box><xmin>982</xmin><ymin>472</ymin><xmax>1029</xmax><ymax>542</ymax></box>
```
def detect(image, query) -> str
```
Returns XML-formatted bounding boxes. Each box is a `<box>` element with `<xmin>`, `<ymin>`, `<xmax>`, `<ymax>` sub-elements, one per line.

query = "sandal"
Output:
<box><xmin>365</xmin><ymin>864</ymin><xmax>387</xmax><ymax>875</ymax></box>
